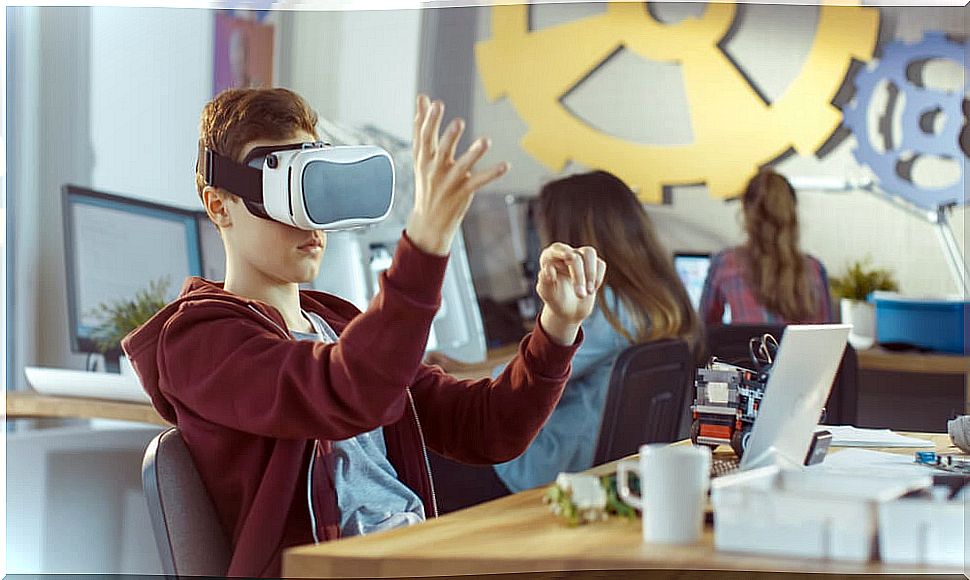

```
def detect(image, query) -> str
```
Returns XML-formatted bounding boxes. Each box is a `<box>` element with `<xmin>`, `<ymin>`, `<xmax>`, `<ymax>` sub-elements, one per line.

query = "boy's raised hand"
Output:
<box><xmin>536</xmin><ymin>243</ymin><xmax>607</xmax><ymax>346</ymax></box>
<box><xmin>406</xmin><ymin>95</ymin><xmax>510</xmax><ymax>256</ymax></box>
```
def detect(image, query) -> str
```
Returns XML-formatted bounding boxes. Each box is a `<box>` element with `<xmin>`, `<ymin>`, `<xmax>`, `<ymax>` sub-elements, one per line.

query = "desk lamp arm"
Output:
<box><xmin>933</xmin><ymin>203</ymin><xmax>969</xmax><ymax>299</ymax></box>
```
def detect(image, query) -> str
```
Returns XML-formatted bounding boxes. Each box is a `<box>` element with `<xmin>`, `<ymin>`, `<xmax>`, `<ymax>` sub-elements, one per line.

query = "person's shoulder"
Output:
<box><xmin>709</xmin><ymin>246</ymin><xmax>743</xmax><ymax>273</ymax></box>
<box><xmin>803</xmin><ymin>254</ymin><xmax>827</xmax><ymax>275</ymax></box>
<box><xmin>160</xmin><ymin>296</ymin><xmax>270</xmax><ymax>336</ymax></box>
<box><xmin>714</xmin><ymin>247</ymin><xmax>741</xmax><ymax>262</ymax></box>
<box><xmin>591</xmin><ymin>286</ymin><xmax>637</xmax><ymax>345</ymax></box>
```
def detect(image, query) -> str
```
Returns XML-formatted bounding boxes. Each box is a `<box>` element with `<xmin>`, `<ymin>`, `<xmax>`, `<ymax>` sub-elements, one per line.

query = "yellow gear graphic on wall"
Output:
<box><xmin>475</xmin><ymin>3</ymin><xmax>880</xmax><ymax>203</ymax></box>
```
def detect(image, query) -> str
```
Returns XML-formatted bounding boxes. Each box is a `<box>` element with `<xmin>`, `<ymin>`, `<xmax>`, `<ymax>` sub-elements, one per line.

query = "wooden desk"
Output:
<box><xmin>6</xmin><ymin>391</ymin><xmax>170</xmax><ymax>426</ymax></box>
<box><xmin>858</xmin><ymin>347</ymin><xmax>970</xmax><ymax>376</ymax></box>
<box><xmin>283</xmin><ymin>433</ymin><xmax>959</xmax><ymax>578</ymax></box>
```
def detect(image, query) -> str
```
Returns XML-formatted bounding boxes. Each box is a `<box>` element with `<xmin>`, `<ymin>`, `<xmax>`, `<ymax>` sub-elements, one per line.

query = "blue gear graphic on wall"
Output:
<box><xmin>842</xmin><ymin>32</ymin><xmax>968</xmax><ymax>210</ymax></box>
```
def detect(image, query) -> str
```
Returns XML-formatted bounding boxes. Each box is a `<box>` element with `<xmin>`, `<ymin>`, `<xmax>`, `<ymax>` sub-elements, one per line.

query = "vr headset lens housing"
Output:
<box><xmin>301</xmin><ymin>155</ymin><xmax>394</xmax><ymax>226</ymax></box>
<box><xmin>205</xmin><ymin>141</ymin><xmax>395</xmax><ymax>231</ymax></box>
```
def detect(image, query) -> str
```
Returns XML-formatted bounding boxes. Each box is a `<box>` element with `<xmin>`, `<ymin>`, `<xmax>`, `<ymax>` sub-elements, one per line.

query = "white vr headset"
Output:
<box><xmin>203</xmin><ymin>141</ymin><xmax>395</xmax><ymax>231</ymax></box>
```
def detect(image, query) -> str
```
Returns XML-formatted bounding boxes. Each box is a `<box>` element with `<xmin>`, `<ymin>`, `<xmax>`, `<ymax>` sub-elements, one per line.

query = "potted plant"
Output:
<box><xmin>829</xmin><ymin>258</ymin><xmax>899</xmax><ymax>350</ymax></box>
<box><xmin>89</xmin><ymin>277</ymin><xmax>172</xmax><ymax>375</ymax></box>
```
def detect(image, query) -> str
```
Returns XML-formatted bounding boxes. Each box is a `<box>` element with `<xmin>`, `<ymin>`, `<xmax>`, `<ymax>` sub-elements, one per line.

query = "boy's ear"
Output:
<box><xmin>203</xmin><ymin>186</ymin><xmax>233</xmax><ymax>228</ymax></box>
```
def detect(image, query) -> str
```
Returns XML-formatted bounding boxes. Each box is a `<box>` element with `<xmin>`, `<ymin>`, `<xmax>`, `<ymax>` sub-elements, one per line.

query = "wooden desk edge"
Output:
<box><xmin>283</xmin><ymin>552</ymin><xmax>961</xmax><ymax>578</ymax></box>
<box><xmin>857</xmin><ymin>348</ymin><xmax>970</xmax><ymax>373</ymax></box>
<box><xmin>6</xmin><ymin>391</ymin><xmax>170</xmax><ymax>426</ymax></box>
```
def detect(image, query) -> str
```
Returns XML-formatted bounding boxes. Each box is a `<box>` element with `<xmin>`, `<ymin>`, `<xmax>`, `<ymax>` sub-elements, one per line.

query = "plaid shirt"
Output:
<box><xmin>700</xmin><ymin>247</ymin><xmax>834</xmax><ymax>325</ymax></box>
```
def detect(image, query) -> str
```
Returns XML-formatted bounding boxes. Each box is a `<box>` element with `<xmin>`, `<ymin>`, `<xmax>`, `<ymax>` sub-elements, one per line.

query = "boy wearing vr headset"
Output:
<box><xmin>123</xmin><ymin>88</ymin><xmax>606</xmax><ymax>577</ymax></box>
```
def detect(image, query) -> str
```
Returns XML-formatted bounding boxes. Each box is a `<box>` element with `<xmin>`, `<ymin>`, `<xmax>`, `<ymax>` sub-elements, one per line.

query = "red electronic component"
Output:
<box><xmin>701</xmin><ymin>424</ymin><xmax>733</xmax><ymax>440</ymax></box>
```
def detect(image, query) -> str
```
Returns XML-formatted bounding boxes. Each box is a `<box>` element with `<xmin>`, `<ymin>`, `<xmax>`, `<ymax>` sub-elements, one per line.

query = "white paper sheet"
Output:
<box><xmin>807</xmin><ymin>448</ymin><xmax>937</xmax><ymax>479</ymax></box>
<box><xmin>821</xmin><ymin>425</ymin><xmax>936</xmax><ymax>448</ymax></box>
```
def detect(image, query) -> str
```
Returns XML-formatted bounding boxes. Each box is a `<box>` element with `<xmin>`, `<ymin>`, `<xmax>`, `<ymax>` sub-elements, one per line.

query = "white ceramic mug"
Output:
<box><xmin>617</xmin><ymin>444</ymin><xmax>711</xmax><ymax>544</ymax></box>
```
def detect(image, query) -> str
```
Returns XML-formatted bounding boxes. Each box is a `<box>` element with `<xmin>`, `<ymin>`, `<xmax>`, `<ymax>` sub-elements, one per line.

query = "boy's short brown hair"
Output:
<box><xmin>195</xmin><ymin>87</ymin><xmax>319</xmax><ymax>199</ymax></box>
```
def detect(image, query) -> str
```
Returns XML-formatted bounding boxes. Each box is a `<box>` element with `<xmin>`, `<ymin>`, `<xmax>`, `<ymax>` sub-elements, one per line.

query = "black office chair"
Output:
<box><xmin>705</xmin><ymin>324</ymin><xmax>859</xmax><ymax>426</ymax></box>
<box><xmin>142</xmin><ymin>428</ymin><xmax>231</xmax><ymax>576</ymax></box>
<box><xmin>592</xmin><ymin>339</ymin><xmax>695</xmax><ymax>465</ymax></box>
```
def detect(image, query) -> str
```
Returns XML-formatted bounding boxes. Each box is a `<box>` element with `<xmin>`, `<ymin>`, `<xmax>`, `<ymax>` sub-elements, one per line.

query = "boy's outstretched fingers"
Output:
<box><xmin>413</xmin><ymin>95</ymin><xmax>429</xmax><ymax>157</ymax></box>
<box><xmin>437</xmin><ymin>118</ymin><xmax>465</xmax><ymax>165</ymax></box>
<box><xmin>463</xmin><ymin>161</ymin><xmax>510</xmax><ymax>197</ymax></box>
<box><xmin>406</xmin><ymin>94</ymin><xmax>511</xmax><ymax>256</ymax></box>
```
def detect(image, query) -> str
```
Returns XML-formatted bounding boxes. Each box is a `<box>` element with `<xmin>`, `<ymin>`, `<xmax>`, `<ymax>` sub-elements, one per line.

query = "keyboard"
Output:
<box><xmin>710</xmin><ymin>457</ymin><xmax>740</xmax><ymax>478</ymax></box>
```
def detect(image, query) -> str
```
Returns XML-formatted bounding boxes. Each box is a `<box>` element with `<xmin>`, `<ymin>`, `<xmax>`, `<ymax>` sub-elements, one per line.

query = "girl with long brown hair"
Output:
<box><xmin>492</xmin><ymin>170</ymin><xmax>701</xmax><ymax>492</ymax></box>
<box><xmin>700</xmin><ymin>168</ymin><xmax>834</xmax><ymax>324</ymax></box>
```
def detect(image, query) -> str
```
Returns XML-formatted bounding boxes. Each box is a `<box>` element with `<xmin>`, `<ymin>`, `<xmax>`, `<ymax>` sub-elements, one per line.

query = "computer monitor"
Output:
<box><xmin>674</xmin><ymin>252</ymin><xmax>712</xmax><ymax>311</ymax></box>
<box><xmin>62</xmin><ymin>185</ymin><xmax>206</xmax><ymax>354</ymax></box>
<box><xmin>196</xmin><ymin>213</ymin><xmax>226</xmax><ymax>281</ymax></box>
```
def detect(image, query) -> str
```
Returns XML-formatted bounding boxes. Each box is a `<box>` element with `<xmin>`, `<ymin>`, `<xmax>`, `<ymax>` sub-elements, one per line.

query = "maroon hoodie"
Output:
<box><xmin>122</xmin><ymin>233</ymin><xmax>581</xmax><ymax>577</ymax></box>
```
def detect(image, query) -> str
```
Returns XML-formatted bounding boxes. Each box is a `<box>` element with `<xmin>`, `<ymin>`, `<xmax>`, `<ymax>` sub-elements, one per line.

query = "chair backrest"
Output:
<box><xmin>705</xmin><ymin>324</ymin><xmax>859</xmax><ymax>425</ymax></box>
<box><xmin>827</xmin><ymin>342</ymin><xmax>858</xmax><ymax>426</ymax></box>
<box><xmin>593</xmin><ymin>339</ymin><xmax>694</xmax><ymax>465</ymax></box>
<box><xmin>142</xmin><ymin>428</ymin><xmax>232</xmax><ymax>577</ymax></box>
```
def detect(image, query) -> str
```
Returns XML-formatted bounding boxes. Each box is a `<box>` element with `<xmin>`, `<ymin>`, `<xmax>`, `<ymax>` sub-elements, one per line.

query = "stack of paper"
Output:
<box><xmin>821</xmin><ymin>425</ymin><xmax>936</xmax><ymax>448</ymax></box>
<box><xmin>808</xmin><ymin>448</ymin><xmax>937</xmax><ymax>478</ymax></box>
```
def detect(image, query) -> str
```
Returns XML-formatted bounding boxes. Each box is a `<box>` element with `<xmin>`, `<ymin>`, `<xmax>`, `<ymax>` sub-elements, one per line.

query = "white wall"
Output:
<box><xmin>8</xmin><ymin>6</ymin><xmax>214</xmax><ymax>379</ymax></box>
<box><xmin>8</xmin><ymin>7</ymin><xmax>42</xmax><ymax>391</ymax></box>
<box><xmin>335</xmin><ymin>9</ymin><xmax>421</xmax><ymax>140</ymax></box>
<box><xmin>90</xmin><ymin>7</ymin><xmax>213</xmax><ymax>210</ymax></box>
<box><xmin>468</xmin><ymin>4</ymin><xmax>968</xmax><ymax>302</ymax></box>
<box><xmin>18</xmin><ymin>7</ymin><xmax>96</xmax><ymax>377</ymax></box>
<box><xmin>284</xmin><ymin>8</ymin><xmax>421</xmax><ymax>140</ymax></box>
<box><xmin>285</xmin><ymin>10</ymin><xmax>343</xmax><ymax>122</ymax></box>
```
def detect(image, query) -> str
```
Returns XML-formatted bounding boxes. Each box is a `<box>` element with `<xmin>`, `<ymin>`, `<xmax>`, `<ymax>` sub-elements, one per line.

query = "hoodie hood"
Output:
<box><xmin>121</xmin><ymin>276</ymin><xmax>358</xmax><ymax>424</ymax></box>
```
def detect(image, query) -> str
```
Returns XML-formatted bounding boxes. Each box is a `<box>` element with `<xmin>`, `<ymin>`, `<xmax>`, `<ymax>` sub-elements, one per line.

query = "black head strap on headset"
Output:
<box><xmin>202</xmin><ymin>141</ymin><xmax>329</xmax><ymax>220</ymax></box>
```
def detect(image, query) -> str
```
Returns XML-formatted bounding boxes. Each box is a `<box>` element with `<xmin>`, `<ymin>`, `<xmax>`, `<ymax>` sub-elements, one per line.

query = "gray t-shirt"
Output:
<box><xmin>292</xmin><ymin>310</ymin><xmax>425</xmax><ymax>537</ymax></box>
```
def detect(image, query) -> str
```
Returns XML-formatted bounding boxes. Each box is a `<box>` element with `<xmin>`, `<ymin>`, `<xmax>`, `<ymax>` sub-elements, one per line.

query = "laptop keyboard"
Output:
<box><xmin>710</xmin><ymin>457</ymin><xmax>740</xmax><ymax>478</ymax></box>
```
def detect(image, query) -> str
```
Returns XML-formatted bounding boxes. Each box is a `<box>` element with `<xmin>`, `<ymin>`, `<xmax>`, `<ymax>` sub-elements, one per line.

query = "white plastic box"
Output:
<box><xmin>878</xmin><ymin>496</ymin><xmax>966</xmax><ymax>567</ymax></box>
<box><xmin>712</xmin><ymin>466</ymin><xmax>931</xmax><ymax>562</ymax></box>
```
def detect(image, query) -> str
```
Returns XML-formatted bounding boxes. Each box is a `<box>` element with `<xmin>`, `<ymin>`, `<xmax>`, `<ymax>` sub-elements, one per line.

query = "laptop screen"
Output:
<box><xmin>674</xmin><ymin>253</ymin><xmax>711</xmax><ymax>311</ymax></box>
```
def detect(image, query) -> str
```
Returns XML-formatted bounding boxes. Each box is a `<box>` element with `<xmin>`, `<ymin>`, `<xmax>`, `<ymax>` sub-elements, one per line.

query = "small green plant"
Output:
<box><xmin>829</xmin><ymin>257</ymin><xmax>899</xmax><ymax>302</ymax></box>
<box><xmin>543</xmin><ymin>474</ymin><xmax>638</xmax><ymax>526</ymax></box>
<box><xmin>89</xmin><ymin>277</ymin><xmax>172</xmax><ymax>353</ymax></box>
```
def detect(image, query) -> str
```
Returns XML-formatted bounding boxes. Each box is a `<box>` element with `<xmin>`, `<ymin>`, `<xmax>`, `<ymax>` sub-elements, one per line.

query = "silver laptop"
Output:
<box><xmin>713</xmin><ymin>324</ymin><xmax>850</xmax><ymax>476</ymax></box>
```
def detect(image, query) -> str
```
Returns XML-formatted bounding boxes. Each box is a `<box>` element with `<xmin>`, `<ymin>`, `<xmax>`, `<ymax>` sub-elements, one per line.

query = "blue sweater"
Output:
<box><xmin>493</xmin><ymin>288</ymin><xmax>637</xmax><ymax>492</ymax></box>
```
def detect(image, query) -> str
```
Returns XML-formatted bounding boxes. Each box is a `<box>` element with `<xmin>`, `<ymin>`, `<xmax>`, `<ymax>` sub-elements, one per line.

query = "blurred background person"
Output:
<box><xmin>700</xmin><ymin>168</ymin><xmax>834</xmax><ymax>325</ymax></box>
<box><xmin>491</xmin><ymin>170</ymin><xmax>702</xmax><ymax>494</ymax></box>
